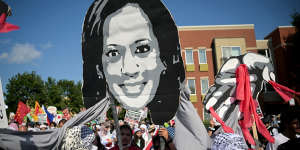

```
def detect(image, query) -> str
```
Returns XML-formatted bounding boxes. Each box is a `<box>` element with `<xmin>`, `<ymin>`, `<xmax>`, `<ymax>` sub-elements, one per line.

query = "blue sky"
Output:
<box><xmin>1</xmin><ymin>0</ymin><xmax>299</xmax><ymax>93</ymax></box>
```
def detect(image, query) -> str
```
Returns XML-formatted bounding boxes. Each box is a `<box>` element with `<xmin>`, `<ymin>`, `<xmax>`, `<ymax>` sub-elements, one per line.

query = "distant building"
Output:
<box><xmin>264</xmin><ymin>26</ymin><xmax>297</xmax><ymax>87</ymax></box>
<box><xmin>262</xmin><ymin>26</ymin><xmax>298</xmax><ymax>114</ymax></box>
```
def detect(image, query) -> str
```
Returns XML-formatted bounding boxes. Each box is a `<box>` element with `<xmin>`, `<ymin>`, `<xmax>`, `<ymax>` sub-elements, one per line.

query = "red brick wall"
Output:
<box><xmin>179</xmin><ymin>29</ymin><xmax>257</xmax><ymax>48</ymax></box>
<box><xmin>265</xmin><ymin>27</ymin><xmax>296</xmax><ymax>85</ymax></box>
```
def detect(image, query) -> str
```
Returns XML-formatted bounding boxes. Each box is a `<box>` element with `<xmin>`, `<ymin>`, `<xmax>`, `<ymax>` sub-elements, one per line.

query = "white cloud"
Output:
<box><xmin>6</xmin><ymin>43</ymin><xmax>41</xmax><ymax>64</ymax></box>
<box><xmin>40</xmin><ymin>41</ymin><xmax>53</xmax><ymax>49</ymax></box>
<box><xmin>0</xmin><ymin>53</ymin><xmax>8</xmax><ymax>59</ymax></box>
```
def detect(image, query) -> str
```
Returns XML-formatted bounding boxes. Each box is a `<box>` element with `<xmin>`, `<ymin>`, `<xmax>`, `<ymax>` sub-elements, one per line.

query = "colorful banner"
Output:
<box><xmin>14</xmin><ymin>101</ymin><xmax>30</xmax><ymax>124</ymax></box>
<box><xmin>38</xmin><ymin>114</ymin><xmax>47</xmax><ymax>123</ymax></box>
<box><xmin>0</xmin><ymin>79</ymin><xmax>8</xmax><ymax>128</ymax></box>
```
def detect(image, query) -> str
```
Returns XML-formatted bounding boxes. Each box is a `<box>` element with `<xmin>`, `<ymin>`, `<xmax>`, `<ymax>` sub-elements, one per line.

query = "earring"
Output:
<box><xmin>162</xmin><ymin>69</ymin><xmax>166</xmax><ymax>75</ymax></box>
<box><xmin>96</xmin><ymin>64</ymin><xmax>103</xmax><ymax>79</ymax></box>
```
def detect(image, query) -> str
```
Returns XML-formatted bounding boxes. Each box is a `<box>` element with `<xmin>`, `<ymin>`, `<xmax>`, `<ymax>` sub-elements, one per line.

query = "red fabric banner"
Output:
<box><xmin>0</xmin><ymin>13</ymin><xmax>19</xmax><ymax>33</ymax></box>
<box><xmin>209</xmin><ymin>107</ymin><xmax>234</xmax><ymax>133</ymax></box>
<box><xmin>14</xmin><ymin>101</ymin><xmax>30</xmax><ymax>124</ymax></box>
<box><xmin>235</xmin><ymin>64</ymin><xmax>274</xmax><ymax>145</ymax></box>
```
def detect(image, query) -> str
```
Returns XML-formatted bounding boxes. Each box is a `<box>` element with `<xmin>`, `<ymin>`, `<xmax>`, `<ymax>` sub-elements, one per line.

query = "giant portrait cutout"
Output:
<box><xmin>82</xmin><ymin>0</ymin><xmax>185</xmax><ymax>124</ymax></box>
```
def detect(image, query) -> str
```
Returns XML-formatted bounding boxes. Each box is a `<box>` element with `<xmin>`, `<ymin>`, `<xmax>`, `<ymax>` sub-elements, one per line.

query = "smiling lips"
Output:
<box><xmin>119</xmin><ymin>82</ymin><xmax>147</xmax><ymax>94</ymax></box>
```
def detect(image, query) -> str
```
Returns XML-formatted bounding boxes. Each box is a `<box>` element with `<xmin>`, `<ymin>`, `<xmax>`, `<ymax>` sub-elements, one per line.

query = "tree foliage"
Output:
<box><xmin>5</xmin><ymin>72</ymin><xmax>83</xmax><ymax>114</ymax></box>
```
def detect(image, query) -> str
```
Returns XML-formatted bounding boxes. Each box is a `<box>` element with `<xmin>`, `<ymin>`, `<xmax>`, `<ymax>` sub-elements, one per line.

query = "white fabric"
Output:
<box><xmin>174</xmin><ymin>85</ymin><xmax>211</xmax><ymax>150</ymax></box>
<box><xmin>266</xmin><ymin>133</ymin><xmax>289</xmax><ymax>150</ymax></box>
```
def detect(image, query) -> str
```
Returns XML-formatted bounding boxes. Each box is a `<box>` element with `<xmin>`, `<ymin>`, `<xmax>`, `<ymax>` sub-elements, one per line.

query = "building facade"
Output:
<box><xmin>264</xmin><ymin>26</ymin><xmax>297</xmax><ymax>87</ymax></box>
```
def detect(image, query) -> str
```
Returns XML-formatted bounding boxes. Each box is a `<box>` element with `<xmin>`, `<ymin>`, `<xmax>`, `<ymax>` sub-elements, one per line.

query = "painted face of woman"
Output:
<box><xmin>101</xmin><ymin>4</ymin><xmax>165</xmax><ymax>109</ymax></box>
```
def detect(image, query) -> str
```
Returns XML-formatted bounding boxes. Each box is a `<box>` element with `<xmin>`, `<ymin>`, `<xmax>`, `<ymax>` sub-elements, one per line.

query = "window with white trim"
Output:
<box><xmin>198</xmin><ymin>49</ymin><xmax>207</xmax><ymax>64</ymax></box>
<box><xmin>200</xmin><ymin>78</ymin><xmax>209</xmax><ymax>95</ymax></box>
<box><xmin>185</xmin><ymin>50</ymin><xmax>194</xmax><ymax>64</ymax></box>
<box><xmin>221</xmin><ymin>46</ymin><xmax>241</xmax><ymax>63</ymax></box>
<box><xmin>187</xmin><ymin>79</ymin><xmax>196</xmax><ymax>95</ymax></box>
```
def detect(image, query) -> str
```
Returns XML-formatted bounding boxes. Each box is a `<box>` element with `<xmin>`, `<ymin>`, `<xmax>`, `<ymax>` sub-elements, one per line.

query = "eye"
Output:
<box><xmin>105</xmin><ymin>49</ymin><xmax>120</xmax><ymax>57</ymax></box>
<box><xmin>135</xmin><ymin>45</ymin><xmax>150</xmax><ymax>54</ymax></box>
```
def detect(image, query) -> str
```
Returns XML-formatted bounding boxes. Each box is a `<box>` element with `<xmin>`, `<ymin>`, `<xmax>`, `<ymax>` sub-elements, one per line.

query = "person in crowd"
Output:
<box><xmin>133</xmin><ymin>128</ymin><xmax>145</xmax><ymax>149</ymax></box>
<box><xmin>110</xmin><ymin>124</ymin><xmax>140</xmax><ymax>150</ymax></box>
<box><xmin>50</xmin><ymin>122</ymin><xmax>56</xmax><ymax>129</ymax></box>
<box><xmin>34</xmin><ymin>122</ymin><xmax>40</xmax><ymax>130</ymax></box>
<box><xmin>18</xmin><ymin>123</ymin><xmax>27</xmax><ymax>132</ymax></box>
<box><xmin>266</xmin><ymin>109</ymin><xmax>300</xmax><ymax>150</ymax></box>
<box><xmin>140</xmin><ymin>124</ymin><xmax>150</xmax><ymax>145</ymax></box>
<box><xmin>93</xmin><ymin>131</ymin><xmax>107</xmax><ymax>150</ymax></box>
<box><xmin>40</xmin><ymin>124</ymin><xmax>47</xmax><ymax>131</ymax></box>
<box><xmin>58</xmin><ymin>119</ymin><xmax>67</xmax><ymax>128</ymax></box>
<box><xmin>8</xmin><ymin>122</ymin><xmax>18</xmax><ymax>131</ymax></box>
<box><xmin>100</xmin><ymin>122</ymin><xmax>115</xmax><ymax>149</ymax></box>
<box><xmin>27</xmin><ymin>122</ymin><xmax>36</xmax><ymax>131</ymax></box>
<box><xmin>152</xmin><ymin>127</ymin><xmax>176</xmax><ymax>150</ymax></box>
<box><xmin>148</xmin><ymin>125</ymin><xmax>157</xmax><ymax>137</ymax></box>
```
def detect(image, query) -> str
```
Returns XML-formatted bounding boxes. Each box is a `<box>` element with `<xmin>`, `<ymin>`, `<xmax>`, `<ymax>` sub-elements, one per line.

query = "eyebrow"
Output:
<box><xmin>106</xmin><ymin>44</ymin><xmax>118</xmax><ymax>47</ymax></box>
<box><xmin>134</xmin><ymin>38</ymin><xmax>150</xmax><ymax>44</ymax></box>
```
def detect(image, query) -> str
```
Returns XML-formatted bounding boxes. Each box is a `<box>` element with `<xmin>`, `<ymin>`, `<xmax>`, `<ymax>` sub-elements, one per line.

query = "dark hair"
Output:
<box><xmin>133</xmin><ymin>130</ymin><xmax>145</xmax><ymax>149</ymax></box>
<box><xmin>279</xmin><ymin>109</ymin><xmax>299</xmax><ymax>132</ymax></box>
<box><xmin>120</xmin><ymin>124</ymin><xmax>133</xmax><ymax>137</ymax></box>
<box><xmin>59</xmin><ymin>119</ymin><xmax>67</xmax><ymax>125</ymax></box>
<box><xmin>82</xmin><ymin>0</ymin><xmax>185</xmax><ymax>124</ymax></box>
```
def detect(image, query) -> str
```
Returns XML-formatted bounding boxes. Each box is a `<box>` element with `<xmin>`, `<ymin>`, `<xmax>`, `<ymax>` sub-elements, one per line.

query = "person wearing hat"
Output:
<box><xmin>40</xmin><ymin>124</ymin><xmax>47</xmax><ymax>131</ymax></box>
<box><xmin>133</xmin><ymin>128</ymin><xmax>145</xmax><ymax>149</ymax></box>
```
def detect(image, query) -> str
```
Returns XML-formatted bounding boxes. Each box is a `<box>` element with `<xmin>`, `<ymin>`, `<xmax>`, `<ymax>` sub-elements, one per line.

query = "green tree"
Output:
<box><xmin>57</xmin><ymin>80</ymin><xmax>83</xmax><ymax>113</ymax></box>
<box><xmin>44</xmin><ymin>77</ymin><xmax>63</xmax><ymax>108</ymax></box>
<box><xmin>5</xmin><ymin>71</ymin><xmax>47</xmax><ymax>113</ymax></box>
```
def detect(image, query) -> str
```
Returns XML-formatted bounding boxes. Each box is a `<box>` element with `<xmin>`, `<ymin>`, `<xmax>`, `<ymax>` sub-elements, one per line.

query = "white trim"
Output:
<box><xmin>185</xmin><ymin>49</ymin><xmax>194</xmax><ymax>64</ymax></box>
<box><xmin>187</xmin><ymin>79</ymin><xmax>196</xmax><ymax>95</ymax></box>
<box><xmin>278</xmin><ymin>26</ymin><xmax>294</xmax><ymax>28</ymax></box>
<box><xmin>178</xmin><ymin>24</ymin><xmax>255</xmax><ymax>31</ymax></box>
<box><xmin>200</xmin><ymin>77</ymin><xmax>209</xmax><ymax>95</ymax></box>
<box><xmin>198</xmin><ymin>48</ymin><xmax>207</xmax><ymax>64</ymax></box>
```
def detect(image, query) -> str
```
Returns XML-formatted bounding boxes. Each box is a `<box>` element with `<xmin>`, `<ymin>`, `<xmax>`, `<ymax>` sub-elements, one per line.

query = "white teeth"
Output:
<box><xmin>124</xmin><ymin>84</ymin><xmax>142</xmax><ymax>93</ymax></box>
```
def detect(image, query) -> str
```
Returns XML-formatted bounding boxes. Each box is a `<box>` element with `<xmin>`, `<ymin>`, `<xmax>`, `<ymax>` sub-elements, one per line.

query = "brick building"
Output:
<box><xmin>178</xmin><ymin>24</ymin><xmax>259</xmax><ymax>120</ymax></box>
<box><xmin>262</xmin><ymin>26</ymin><xmax>299</xmax><ymax>113</ymax></box>
<box><xmin>264</xmin><ymin>26</ymin><xmax>297</xmax><ymax>87</ymax></box>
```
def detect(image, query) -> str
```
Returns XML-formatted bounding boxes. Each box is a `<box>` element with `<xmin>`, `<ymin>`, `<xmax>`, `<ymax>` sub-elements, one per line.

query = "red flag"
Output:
<box><xmin>0</xmin><ymin>13</ymin><xmax>19</xmax><ymax>33</ymax></box>
<box><xmin>14</xmin><ymin>101</ymin><xmax>30</xmax><ymax>124</ymax></box>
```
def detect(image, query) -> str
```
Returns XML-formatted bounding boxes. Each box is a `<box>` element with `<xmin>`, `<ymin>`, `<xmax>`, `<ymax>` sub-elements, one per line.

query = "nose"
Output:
<box><xmin>121</xmin><ymin>50</ymin><xmax>140</xmax><ymax>77</ymax></box>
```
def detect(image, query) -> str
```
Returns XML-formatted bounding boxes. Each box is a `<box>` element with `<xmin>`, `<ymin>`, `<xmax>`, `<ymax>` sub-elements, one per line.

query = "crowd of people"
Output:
<box><xmin>6</xmin><ymin>107</ymin><xmax>300</xmax><ymax>150</ymax></box>
<box><xmin>7</xmin><ymin>116</ymin><xmax>177</xmax><ymax>150</ymax></box>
